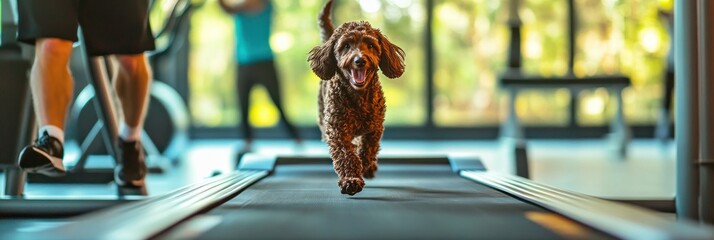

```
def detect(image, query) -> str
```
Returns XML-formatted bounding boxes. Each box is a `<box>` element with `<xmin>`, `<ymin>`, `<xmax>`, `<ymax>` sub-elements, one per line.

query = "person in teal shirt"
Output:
<box><xmin>219</xmin><ymin>0</ymin><xmax>301</xmax><ymax>156</ymax></box>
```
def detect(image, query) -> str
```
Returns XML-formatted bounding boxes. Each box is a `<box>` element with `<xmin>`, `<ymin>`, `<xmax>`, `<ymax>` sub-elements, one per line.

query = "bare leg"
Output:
<box><xmin>112</xmin><ymin>54</ymin><xmax>152</xmax><ymax>134</ymax></box>
<box><xmin>19</xmin><ymin>38</ymin><xmax>74</xmax><ymax>175</ymax></box>
<box><xmin>111</xmin><ymin>53</ymin><xmax>151</xmax><ymax>190</ymax></box>
<box><xmin>30</xmin><ymin>38</ymin><xmax>74</xmax><ymax>132</ymax></box>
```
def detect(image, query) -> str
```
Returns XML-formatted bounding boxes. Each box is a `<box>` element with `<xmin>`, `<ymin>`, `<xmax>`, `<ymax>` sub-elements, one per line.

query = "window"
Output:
<box><xmin>332</xmin><ymin>0</ymin><xmax>427</xmax><ymax>126</ymax></box>
<box><xmin>433</xmin><ymin>0</ymin><xmax>669</xmax><ymax>127</ymax></box>
<box><xmin>187</xmin><ymin>0</ymin><xmax>426</xmax><ymax>130</ymax></box>
<box><xmin>186</xmin><ymin>0</ymin><xmax>671</xmax><ymax>137</ymax></box>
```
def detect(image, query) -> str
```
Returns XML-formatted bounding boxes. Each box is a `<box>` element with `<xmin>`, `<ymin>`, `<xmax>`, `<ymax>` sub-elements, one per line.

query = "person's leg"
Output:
<box><xmin>31</xmin><ymin>39</ymin><xmax>75</xmax><ymax>140</ymax></box>
<box><xmin>238</xmin><ymin>64</ymin><xmax>256</xmax><ymax>145</ymax></box>
<box><xmin>113</xmin><ymin>54</ymin><xmax>152</xmax><ymax>141</ymax></box>
<box><xmin>109</xmin><ymin>54</ymin><xmax>152</xmax><ymax>187</ymax></box>
<box><xmin>16</xmin><ymin>0</ymin><xmax>80</xmax><ymax>176</ymax></box>
<box><xmin>260</xmin><ymin>61</ymin><xmax>301</xmax><ymax>141</ymax></box>
<box><xmin>17</xmin><ymin>39</ymin><xmax>75</xmax><ymax>176</ymax></box>
<box><xmin>78</xmin><ymin>0</ymin><xmax>155</xmax><ymax>188</ymax></box>
<box><xmin>235</xmin><ymin>64</ymin><xmax>256</xmax><ymax>164</ymax></box>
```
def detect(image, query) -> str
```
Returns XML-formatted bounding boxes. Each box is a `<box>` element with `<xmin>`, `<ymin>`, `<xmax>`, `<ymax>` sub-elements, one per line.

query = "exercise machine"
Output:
<box><xmin>66</xmin><ymin>0</ymin><xmax>191</xmax><ymax>169</ymax></box>
<box><xmin>4</xmin><ymin>154</ymin><xmax>712</xmax><ymax>239</ymax></box>
<box><xmin>499</xmin><ymin>0</ymin><xmax>632</xmax><ymax>175</ymax></box>
<box><xmin>0</xmin><ymin>0</ymin><xmax>143</xmax><ymax>225</ymax></box>
<box><xmin>32</xmin><ymin>0</ymin><xmax>193</xmax><ymax>185</ymax></box>
<box><xmin>3</xmin><ymin>0</ymin><xmax>714</xmax><ymax>238</ymax></box>
<box><xmin>0</xmin><ymin>0</ymin><xmax>32</xmax><ymax>197</ymax></box>
<box><xmin>1</xmin><ymin>0</ymin><xmax>193</xmax><ymax>195</ymax></box>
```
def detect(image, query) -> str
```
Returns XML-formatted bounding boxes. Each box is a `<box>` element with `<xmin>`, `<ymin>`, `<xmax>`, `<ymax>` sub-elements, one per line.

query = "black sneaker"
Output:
<box><xmin>18</xmin><ymin>131</ymin><xmax>66</xmax><ymax>176</ymax></box>
<box><xmin>114</xmin><ymin>139</ymin><xmax>147</xmax><ymax>188</ymax></box>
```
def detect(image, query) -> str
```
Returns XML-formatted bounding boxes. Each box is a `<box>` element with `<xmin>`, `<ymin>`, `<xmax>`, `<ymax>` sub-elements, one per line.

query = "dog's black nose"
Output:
<box><xmin>354</xmin><ymin>57</ymin><xmax>366</xmax><ymax>67</ymax></box>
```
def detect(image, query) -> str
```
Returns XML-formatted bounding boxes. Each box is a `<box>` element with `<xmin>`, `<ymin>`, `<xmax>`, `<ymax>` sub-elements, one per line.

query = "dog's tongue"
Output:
<box><xmin>351</xmin><ymin>69</ymin><xmax>366</xmax><ymax>85</ymax></box>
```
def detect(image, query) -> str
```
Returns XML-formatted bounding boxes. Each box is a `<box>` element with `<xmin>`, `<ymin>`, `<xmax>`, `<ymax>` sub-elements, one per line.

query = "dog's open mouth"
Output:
<box><xmin>350</xmin><ymin>69</ymin><xmax>367</xmax><ymax>87</ymax></box>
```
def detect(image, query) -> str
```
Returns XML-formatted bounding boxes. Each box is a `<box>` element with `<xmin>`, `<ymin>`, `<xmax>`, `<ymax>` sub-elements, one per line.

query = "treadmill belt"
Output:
<box><xmin>175</xmin><ymin>163</ymin><xmax>612</xmax><ymax>239</ymax></box>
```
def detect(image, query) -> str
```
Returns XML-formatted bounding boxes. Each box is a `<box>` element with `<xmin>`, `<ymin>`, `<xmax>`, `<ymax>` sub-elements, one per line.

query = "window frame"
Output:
<box><xmin>183</xmin><ymin>0</ymin><xmax>664</xmax><ymax>140</ymax></box>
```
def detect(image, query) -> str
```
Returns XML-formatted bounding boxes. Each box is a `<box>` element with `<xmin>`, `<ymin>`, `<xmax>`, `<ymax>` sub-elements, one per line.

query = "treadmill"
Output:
<box><xmin>5</xmin><ymin>154</ymin><xmax>713</xmax><ymax>239</ymax></box>
<box><xmin>0</xmin><ymin>0</ymin><xmax>190</xmax><ymax>221</ymax></box>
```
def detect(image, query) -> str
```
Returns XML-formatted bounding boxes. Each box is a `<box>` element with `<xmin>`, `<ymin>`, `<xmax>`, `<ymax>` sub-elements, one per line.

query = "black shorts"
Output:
<box><xmin>17</xmin><ymin>0</ymin><xmax>156</xmax><ymax>56</ymax></box>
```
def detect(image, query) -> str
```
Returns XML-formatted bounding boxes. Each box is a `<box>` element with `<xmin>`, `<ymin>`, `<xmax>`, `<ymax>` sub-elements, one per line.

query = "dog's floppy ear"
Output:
<box><xmin>308</xmin><ymin>38</ymin><xmax>338</xmax><ymax>80</ymax></box>
<box><xmin>378</xmin><ymin>33</ymin><xmax>405</xmax><ymax>79</ymax></box>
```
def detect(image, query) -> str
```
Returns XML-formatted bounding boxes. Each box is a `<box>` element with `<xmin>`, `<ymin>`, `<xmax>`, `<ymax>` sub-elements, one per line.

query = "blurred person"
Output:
<box><xmin>218</xmin><ymin>0</ymin><xmax>302</xmax><ymax>157</ymax></box>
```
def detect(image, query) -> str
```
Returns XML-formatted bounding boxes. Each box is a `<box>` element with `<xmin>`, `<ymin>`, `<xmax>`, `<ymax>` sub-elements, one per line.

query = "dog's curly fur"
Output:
<box><xmin>308</xmin><ymin>0</ymin><xmax>405</xmax><ymax>195</ymax></box>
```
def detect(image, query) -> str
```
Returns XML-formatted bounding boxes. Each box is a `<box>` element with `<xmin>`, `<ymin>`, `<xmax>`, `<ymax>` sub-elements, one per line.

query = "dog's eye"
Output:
<box><xmin>368</xmin><ymin>44</ymin><xmax>375</xmax><ymax>49</ymax></box>
<box><xmin>342</xmin><ymin>44</ymin><xmax>350</xmax><ymax>50</ymax></box>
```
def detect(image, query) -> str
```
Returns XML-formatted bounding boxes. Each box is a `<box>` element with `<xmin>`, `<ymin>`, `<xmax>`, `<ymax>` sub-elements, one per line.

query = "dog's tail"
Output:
<box><xmin>318</xmin><ymin>0</ymin><xmax>335</xmax><ymax>43</ymax></box>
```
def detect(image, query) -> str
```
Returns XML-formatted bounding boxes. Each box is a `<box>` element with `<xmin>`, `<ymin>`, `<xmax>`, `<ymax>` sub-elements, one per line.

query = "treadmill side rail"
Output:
<box><xmin>16</xmin><ymin>170</ymin><xmax>268</xmax><ymax>240</ymax></box>
<box><xmin>238</xmin><ymin>153</ymin><xmax>279</xmax><ymax>172</ymax></box>
<box><xmin>448</xmin><ymin>156</ymin><xmax>487</xmax><ymax>172</ymax></box>
<box><xmin>461</xmin><ymin>171</ymin><xmax>714</xmax><ymax>240</ymax></box>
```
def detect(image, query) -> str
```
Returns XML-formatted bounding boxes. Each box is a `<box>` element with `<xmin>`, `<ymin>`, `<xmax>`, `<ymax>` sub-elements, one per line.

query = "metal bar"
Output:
<box><xmin>1</xmin><ymin>0</ymin><xmax>17</xmax><ymax>45</ymax></box>
<box><xmin>17</xmin><ymin>86</ymin><xmax>36</xmax><ymax>156</ymax></box>
<box><xmin>610</xmin><ymin>88</ymin><xmax>629</xmax><ymax>157</ymax></box>
<box><xmin>502</xmin><ymin>89</ymin><xmax>523</xmax><ymax>139</ymax></box>
<box><xmin>568</xmin><ymin>0</ymin><xmax>582</xmax><ymax>129</ymax></box>
<box><xmin>79</xmin><ymin>34</ymin><xmax>121</xmax><ymax>164</ymax></box>
<box><xmin>460</xmin><ymin>171</ymin><xmax>714</xmax><ymax>239</ymax></box>
<box><xmin>501</xmin><ymin>75</ymin><xmax>631</xmax><ymax>87</ymax></box>
<box><xmin>21</xmin><ymin>170</ymin><xmax>268</xmax><ymax>240</ymax></box>
<box><xmin>507</xmin><ymin>0</ymin><xmax>522</xmax><ymax>71</ymax></box>
<box><xmin>567</xmin><ymin>0</ymin><xmax>576</xmax><ymax>76</ymax></box>
<box><xmin>674</xmin><ymin>0</ymin><xmax>700</xmax><ymax>221</ymax></box>
<box><xmin>425</xmin><ymin>0</ymin><xmax>434</xmax><ymax>128</ymax></box>
<box><xmin>698</xmin><ymin>0</ymin><xmax>714</xmax><ymax>224</ymax></box>
<box><xmin>4</xmin><ymin>57</ymin><xmax>36</xmax><ymax>197</ymax></box>
<box><xmin>3</xmin><ymin>167</ymin><xmax>25</xmax><ymax>196</ymax></box>
<box><xmin>568</xmin><ymin>93</ymin><xmax>577</xmax><ymax>128</ymax></box>
<box><xmin>567</xmin><ymin>0</ymin><xmax>578</xmax><ymax>131</ymax></box>
<box><xmin>503</xmin><ymin>0</ymin><xmax>523</xmax><ymax>140</ymax></box>
<box><xmin>74</xmin><ymin>121</ymin><xmax>104</xmax><ymax>172</ymax></box>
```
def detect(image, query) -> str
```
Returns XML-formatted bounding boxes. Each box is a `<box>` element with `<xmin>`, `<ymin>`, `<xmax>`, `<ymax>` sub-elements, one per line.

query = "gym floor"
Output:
<box><xmin>1</xmin><ymin>139</ymin><xmax>675</xmax><ymax>201</ymax></box>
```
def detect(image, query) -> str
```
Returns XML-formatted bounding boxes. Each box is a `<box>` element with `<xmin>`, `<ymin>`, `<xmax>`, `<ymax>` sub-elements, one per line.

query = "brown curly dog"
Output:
<box><xmin>308</xmin><ymin>0</ymin><xmax>405</xmax><ymax>195</ymax></box>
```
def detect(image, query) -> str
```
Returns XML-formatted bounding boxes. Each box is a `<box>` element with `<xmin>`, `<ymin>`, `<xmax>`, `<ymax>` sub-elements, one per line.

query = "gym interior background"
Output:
<box><xmin>0</xmin><ymin>0</ymin><xmax>680</xmax><ymax>199</ymax></box>
<box><xmin>184</xmin><ymin>0</ymin><xmax>672</xmax><ymax>139</ymax></box>
<box><xmin>6</xmin><ymin>0</ymin><xmax>714</xmax><ymax>238</ymax></box>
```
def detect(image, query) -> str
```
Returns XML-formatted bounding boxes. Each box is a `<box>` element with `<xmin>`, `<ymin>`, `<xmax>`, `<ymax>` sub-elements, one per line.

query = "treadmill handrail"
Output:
<box><xmin>461</xmin><ymin>170</ymin><xmax>714</xmax><ymax>240</ymax></box>
<box><xmin>19</xmin><ymin>170</ymin><xmax>268</xmax><ymax>240</ymax></box>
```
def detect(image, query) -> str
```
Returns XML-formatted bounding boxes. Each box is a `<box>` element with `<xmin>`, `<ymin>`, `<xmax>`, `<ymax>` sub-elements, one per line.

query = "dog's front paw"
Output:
<box><xmin>338</xmin><ymin>177</ymin><xmax>365</xmax><ymax>195</ymax></box>
<box><xmin>362</xmin><ymin>163</ymin><xmax>377</xmax><ymax>179</ymax></box>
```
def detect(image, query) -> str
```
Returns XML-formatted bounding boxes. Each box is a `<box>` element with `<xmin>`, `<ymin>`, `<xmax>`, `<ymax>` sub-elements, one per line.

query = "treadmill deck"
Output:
<box><xmin>163</xmin><ymin>163</ymin><xmax>612</xmax><ymax>239</ymax></box>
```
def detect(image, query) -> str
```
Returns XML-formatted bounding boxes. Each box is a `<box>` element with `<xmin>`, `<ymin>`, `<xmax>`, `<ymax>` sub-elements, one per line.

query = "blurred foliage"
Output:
<box><xmin>434</xmin><ymin>0</ymin><xmax>671</xmax><ymax>126</ymax></box>
<box><xmin>188</xmin><ymin>0</ymin><xmax>237</xmax><ymax>127</ymax></box>
<box><xmin>187</xmin><ymin>0</ymin><xmax>672</xmax><ymax>129</ymax></box>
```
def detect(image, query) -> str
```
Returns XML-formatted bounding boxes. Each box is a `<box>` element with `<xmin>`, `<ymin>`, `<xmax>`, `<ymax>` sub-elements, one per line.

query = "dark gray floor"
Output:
<box><xmin>172</xmin><ymin>163</ymin><xmax>613</xmax><ymax>240</ymax></box>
